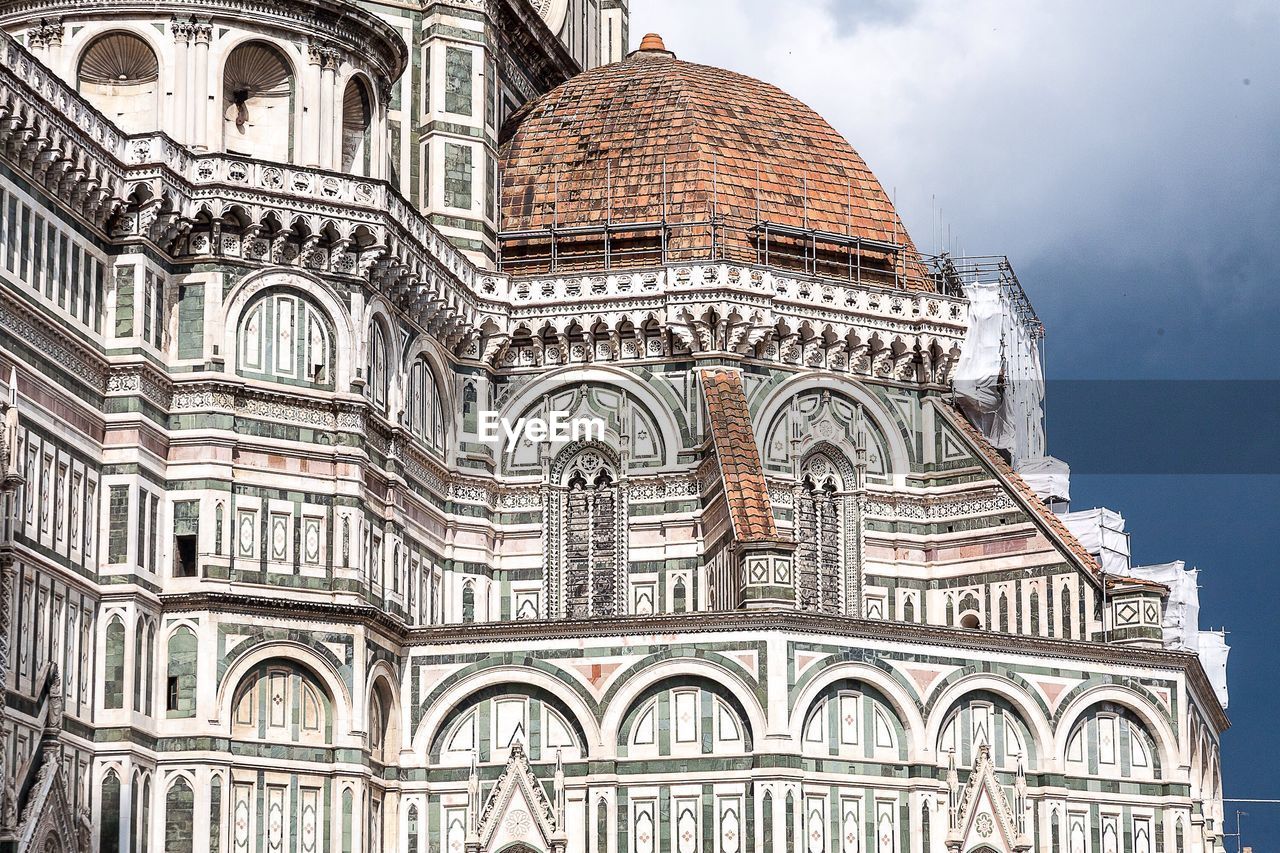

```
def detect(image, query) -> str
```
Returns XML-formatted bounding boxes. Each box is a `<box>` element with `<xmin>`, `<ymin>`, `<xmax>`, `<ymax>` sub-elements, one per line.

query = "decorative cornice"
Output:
<box><xmin>159</xmin><ymin>592</ymin><xmax>1231</xmax><ymax>732</ymax></box>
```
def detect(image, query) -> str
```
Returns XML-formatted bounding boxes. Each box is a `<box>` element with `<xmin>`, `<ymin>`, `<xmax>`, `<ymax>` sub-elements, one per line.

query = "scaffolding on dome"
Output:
<box><xmin>496</xmin><ymin>162</ymin><xmax>951</xmax><ymax>293</ymax></box>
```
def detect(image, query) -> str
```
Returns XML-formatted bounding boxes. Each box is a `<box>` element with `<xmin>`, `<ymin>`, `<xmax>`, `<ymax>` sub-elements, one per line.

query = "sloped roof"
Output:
<box><xmin>700</xmin><ymin>368</ymin><xmax>781</xmax><ymax>543</ymax></box>
<box><xmin>936</xmin><ymin>401</ymin><xmax>1166</xmax><ymax>592</ymax></box>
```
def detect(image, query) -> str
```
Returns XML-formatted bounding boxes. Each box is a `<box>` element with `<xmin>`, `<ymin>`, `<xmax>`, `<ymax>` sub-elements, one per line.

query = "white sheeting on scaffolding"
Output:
<box><xmin>1016</xmin><ymin>455</ymin><xmax>1071</xmax><ymax>503</ymax></box>
<box><xmin>1126</xmin><ymin>561</ymin><xmax>1199</xmax><ymax>650</ymax></box>
<box><xmin>1124</xmin><ymin>560</ymin><xmax>1230</xmax><ymax>709</ymax></box>
<box><xmin>953</xmin><ymin>280</ymin><xmax>1048</xmax><ymax>467</ymax></box>
<box><xmin>1197</xmin><ymin>630</ymin><xmax>1231</xmax><ymax>709</ymax></box>
<box><xmin>1059</xmin><ymin>507</ymin><xmax>1130</xmax><ymax>575</ymax></box>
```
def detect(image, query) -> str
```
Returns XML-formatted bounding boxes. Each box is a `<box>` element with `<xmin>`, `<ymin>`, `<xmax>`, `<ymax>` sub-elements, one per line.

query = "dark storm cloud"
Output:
<box><xmin>631</xmin><ymin>0</ymin><xmax>1280</xmax><ymax>378</ymax></box>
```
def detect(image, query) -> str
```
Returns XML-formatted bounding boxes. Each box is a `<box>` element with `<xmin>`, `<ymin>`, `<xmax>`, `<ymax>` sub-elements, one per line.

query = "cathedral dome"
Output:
<box><xmin>499</xmin><ymin>35</ymin><xmax>929</xmax><ymax>288</ymax></box>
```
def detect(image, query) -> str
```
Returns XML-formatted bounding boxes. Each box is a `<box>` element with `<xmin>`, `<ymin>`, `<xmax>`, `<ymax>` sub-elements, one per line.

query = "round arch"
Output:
<box><xmin>337</xmin><ymin>70</ymin><xmax>379</xmax><ymax>176</ymax></box>
<box><xmin>214</xmin><ymin>641</ymin><xmax>353</xmax><ymax>738</ymax></box>
<box><xmin>358</xmin><ymin>299</ymin><xmax>397</xmax><ymax>415</ymax></box>
<box><xmin>411</xmin><ymin>665</ymin><xmax>601</xmax><ymax>760</ymax></box>
<box><xmin>600</xmin><ymin>656</ymin><xmax>766</xmax><ymax>753</ymax></box>
<box><xmin>221</xmin><ymin>269</ymin><xmax>355</xmax><ymax>389</ymax></box>
<box><xmin>73</xmin><ymin>28</ymin><xmax>163</xmax><ymax>135</ymax></box>
<box><xmin>403</xmin><ymin>332</ymin><xmax>458</xmax><ymax>413</ymax></box>
<box><xmin>1052</xmin><ymin>685</ymin><xmax>1179</xmax><ymax>775</ymax></box>
<box><xmin>496</xmin><ymin>365</ymin><xmax>685</xmax><ymax>470</ymax></box>
<box><xmin>924</xmin><ymin>674</ymin><xmax>1052</xmax><ymax>765</ymax></box>
<box><xmin>752</xmin><ymin>372</ymin><xmax>913</xmax><ymax>486</ymax></box>
<box><xmin>217</xmin><ymin>36</ymin><xmax>301</xmax><ymax>162</ymax></box>
<box><xmin>365</xmin><ymin>658</ymin><xmax>402</xmax><ymax>746</ymax></box>
<box><xmin>788</xmin><ymin>661</ymin><xmax>925</xmax><ymax>759</ymax></box>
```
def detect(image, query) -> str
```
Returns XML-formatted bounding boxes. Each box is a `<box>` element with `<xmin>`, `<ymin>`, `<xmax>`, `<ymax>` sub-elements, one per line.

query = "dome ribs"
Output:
<box><xmin>498</xmin><ymin>53</ymin><xmax>930</xmax><ymax>288</ymax></box>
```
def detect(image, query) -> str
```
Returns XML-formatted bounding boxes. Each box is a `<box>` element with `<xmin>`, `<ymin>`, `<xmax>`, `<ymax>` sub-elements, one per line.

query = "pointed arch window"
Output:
<box><xmin>549</xmin><ymin>447</ymin><xmax>623</xmax><ymax>619</ymax></box>
<box><xmin>364</xmin><ymin>321</ymin><xmax>389</xmax><ymax>413</ymax></box>
<box><xmin>794</xmin><ymin>451</ymin><xmax>851</xmax><ymax>614</ymax></box>
<box><xmin>101</xmin><ymin>769</ymin><xmax>122</xmax><ymax>853</ymax></box>
<box><xmin>406</xmin><ymin>355</ymin><xmax>445</xmax><ymax>453</ymax></box>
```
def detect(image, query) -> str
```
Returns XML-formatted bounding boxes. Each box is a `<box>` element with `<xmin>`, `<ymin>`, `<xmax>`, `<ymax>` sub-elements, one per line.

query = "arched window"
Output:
<box><xmin>77</xmin><ymin>32</ymin><xmax>159</xmax><ymax>134</ymax></box>
<box><xmin>101</xmin><ymin>769</ymin><xmax>122</xmax><ymax>853</ymax></box>
<box><xmin>209</xmin><ymin>776</ymin><xmax>222</xmax><ymax>853</ymax></box>
<box><xmin>406</xmin><ymin>804</ymin><xmax>420</xmax><ymax>853</ymax></box>
<box><xmin>164</xmin><ymin>777</ymin><xmax>195</xmax><ymax>853</ymax></box>
<box><xmin>232</xmin><ymin>661</ymin><xmax>332</xmax><ymax>746</ymax></box>
<box><xmin>341</xmin><ymin>78</ymin><xmax>372</xmax><ymax>175</ymax></box>
<box><xmin>1065</xmin><ymin>704</ymin><xmax>1160</xmax><ymax>780</ymax></box>
<box><xmin>619</xmin><ymin>683</ymin><xmax>750</xmax><ymax>758</ymax></box>
<box><xmin>794</xmin><ymin>452</ymin><xmax>847</xmax><ymax>613</ymax></box>
<box><xmin>406</xmin><ymin>355</ymin><xmax>446</xmax><ymax>453</ymax></box>
<box><xmin>134</xmin><ymin>772</ymin><xmax>151</xmax><ymax>853</ymax></box>
<box><xmin>549</xmin><ymin>448</ymin><xmax>623</xmax><ymax>619</ymax></box>
<box><xmin>431</xmin><ymin>689</ymin><xmax>585</xmax><ymax>766</ymax></box>
<box><xmin>1060</xmin><ymin>584</ymin><xmax>1073</xmax><ymax>639</ymax></box>
<box><xmin>104</xmin><ymin>616</ymin><xmax>126</xmax><ymax>709</ymax></box>
<box><xmin>364</xmin><ymin>321</ymin><xmax>389</xmax><ymax>413</ymax></box>
<box><xmin>238</xmin><ymin>290</ymin><xmax>332</xmax><ymax>388</ymax></box>
<box><xmin>762</xmin><ymin>791</ymin><xmax>774</xmax><ymax>851</ymax></box>
<box><xmin>165</xmin><ymin>627</ymin><xmax>197</xmax><ymax>718</ymax></box>
<box><xmin>800</xmin><ymin>680</ymin><xmax>904</xmax><ymax>762</ymax></box>
<box><xmin>938</xmin><ymin>693</ymin><xmax>1035</xmax><ymax>770</ymax></box>
<box><xmin>223</xmin><ymin>42</ymin><xmax>294</xmax><ymax>162</ymax></box>
<box><xmin>133</xmin><ymin>618</ymin><xmax>154</xmax><ymax>715</ymax></box>
<box><xmin>341</xmin><ymin>789</ymin><xmax>354</xmax><ymax>853</ymax></box>
<box><xmin>368</xmin><ymin>679</ymin><xmax>397</xmax><ymax>764</ymax></box>
<box><xmin>461</xmin><ymin>582</ymin><xmax>475</xmax><ymax>624</ymax></box>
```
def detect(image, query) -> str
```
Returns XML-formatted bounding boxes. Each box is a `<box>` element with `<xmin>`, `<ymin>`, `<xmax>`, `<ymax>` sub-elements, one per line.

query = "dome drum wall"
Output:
<box><xmin>0</xmin><ymin>0</ymin><xmax>403</xmax><ymax>174</ymax></box>
<box><xmin>499</xmin><ymin>42</ymin><xmax>934</xmax><ymax>291</ymax></box>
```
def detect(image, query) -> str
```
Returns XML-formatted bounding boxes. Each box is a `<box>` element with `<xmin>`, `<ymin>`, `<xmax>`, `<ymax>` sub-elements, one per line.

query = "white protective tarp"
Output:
<box><xmin>1108</xmin><ymin>560</ymin><xmax>1229</xmax><ymax>710</ymax></box>
<box><xmin>953</xmin><ymin>280</ymin><xmax>1047</xmax><ymax>468</ymax></box>
<box><xmin>1197</xmin><ymin>630</ymin><xmax>1230</xmax><ymax>710</ymax></box>
<box><xmin>1059</xmin><ymin>507</ymin><xmax>1130</xmax><ymax>575</ymax></box>
<box><xmin>1016</xmin><ymin>455</ymin><xmax>1071</xmax><ymax>504</ymax></box>
<box><xmin>1126</xmin><ymin>561</ymin><xmax>1199</xmax><ymax>651</ymax></box>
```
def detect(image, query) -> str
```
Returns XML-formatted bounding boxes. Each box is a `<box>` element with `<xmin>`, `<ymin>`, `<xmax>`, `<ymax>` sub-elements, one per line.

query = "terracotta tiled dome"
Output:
<box><xmin>499</xmin><ymin>36</ymin><xmax>928</xmax><ymax>287</ymax></box>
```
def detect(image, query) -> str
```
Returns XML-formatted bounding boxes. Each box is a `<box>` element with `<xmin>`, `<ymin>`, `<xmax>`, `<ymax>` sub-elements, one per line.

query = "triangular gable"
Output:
<box><xmin>473</xmin><ymin>743</ymin><xmax>565</xmax><ymax>853</ymax></box>
<box><xmin>946</xmin><ymin>745</ymin><xmax>1029</xmax><ymax>853</ymax></box>
<box><xmin>15</xmin><ymin>745</ymin><xmax>89</xmax><ymax>852</ymax></box>
<box><xmin>932</xmin><ymin>400</ymin><xmax>1104</xmax><ymax>588</ymax></box>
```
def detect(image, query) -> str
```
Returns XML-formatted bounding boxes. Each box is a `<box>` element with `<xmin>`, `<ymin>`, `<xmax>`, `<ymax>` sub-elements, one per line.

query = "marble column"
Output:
<box><xmin>318</xmin><ymin>48</ymin><xmax>340</xmax><ymax>170</ymax></box>
<box><xmin>171</xmin><ymin>19</ymin><xmax>192</xmax><ymax>145</ymax></box>
<box><xmin>303</xmin><ymin>42</ymin><xmax>324</xmax><ymax>167</ymax></box>
<box><xmin>192</xmin><ymin>22</ymin><xmax>211</xmax><ymax>151</ymax></box>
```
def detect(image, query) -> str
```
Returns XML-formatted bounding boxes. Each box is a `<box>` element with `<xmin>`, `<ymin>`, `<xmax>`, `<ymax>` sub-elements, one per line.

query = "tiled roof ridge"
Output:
<box><xmin>933</xmin><ymin>400</ymin><xmax>1164</xmax><ymax>593</ymax></box>
<box><xmin>699</xmin><ymin>367</ymin><xmax>785</xmax><ymax>544</ymax></box>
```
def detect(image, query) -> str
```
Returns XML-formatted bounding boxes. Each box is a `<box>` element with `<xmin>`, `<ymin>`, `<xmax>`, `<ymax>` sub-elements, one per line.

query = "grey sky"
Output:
<box><xmin>629</xmin><ymin>0</ymin><xmax>1280</xmax><ymax>377</ymax></box>
<box><xmin>624</xmin><ymin>0</ymin><xmax>1280</xmax><ymax>830</ymax></box>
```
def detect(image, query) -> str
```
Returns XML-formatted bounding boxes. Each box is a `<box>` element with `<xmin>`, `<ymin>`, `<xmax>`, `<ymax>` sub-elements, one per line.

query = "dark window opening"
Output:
<box><xmin>174</xmin><ymin>534</ymin><xmax>198</xmax><ymax>577</ymax></box>
<box><xmin>166</xmin><ymin>676</ymin><xmax>179</xmax><ymax>712</ymax></box>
